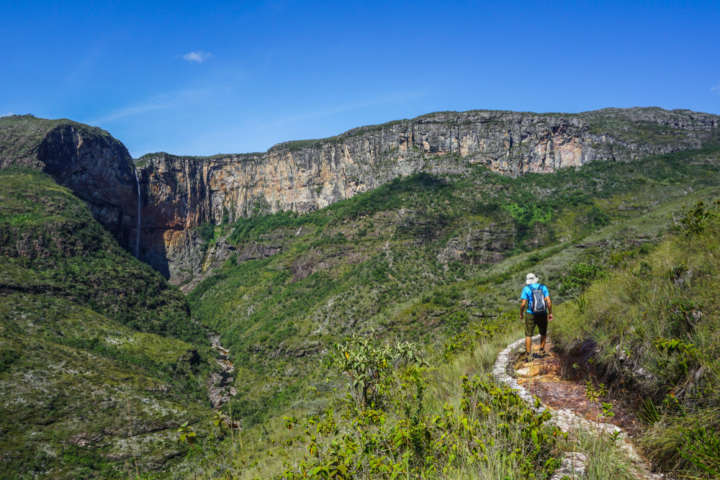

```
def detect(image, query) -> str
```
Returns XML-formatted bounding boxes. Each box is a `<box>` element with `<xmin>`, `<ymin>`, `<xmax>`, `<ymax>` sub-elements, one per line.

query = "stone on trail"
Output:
<box><xmin>516</xmin><ymin>364</ymin><xmax>542</xmax><ymax>377</ymax></box>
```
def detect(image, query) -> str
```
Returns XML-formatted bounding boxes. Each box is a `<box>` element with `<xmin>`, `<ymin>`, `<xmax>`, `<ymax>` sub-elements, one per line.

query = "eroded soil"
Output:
<box><xmin>515</xmin><ymin>340</ymin><xmax>641</xmax><ymax>435</ymax></box>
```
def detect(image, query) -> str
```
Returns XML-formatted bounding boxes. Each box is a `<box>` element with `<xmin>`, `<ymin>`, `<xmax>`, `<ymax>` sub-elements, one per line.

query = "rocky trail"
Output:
<box><xmin>493</xmin><ymin>336</ymin><xmax>663</xmax><ymax>480</ymax></box>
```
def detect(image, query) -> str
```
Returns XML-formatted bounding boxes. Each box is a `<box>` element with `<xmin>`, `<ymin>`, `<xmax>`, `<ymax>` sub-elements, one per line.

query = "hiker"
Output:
<box><xmin>520</xmin><ymin>273</ymin><xmax>552</xmax><ymax>360</ymax></box>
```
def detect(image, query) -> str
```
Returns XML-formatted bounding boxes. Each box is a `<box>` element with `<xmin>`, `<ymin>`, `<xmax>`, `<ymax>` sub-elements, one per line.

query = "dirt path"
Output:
<box><xmin>515</xmin><ymin>340</ymin><xmax>641</xmax><ymax>436</ymax></box>
<box><xmin>493</xmin><ymin>336</ymin><xmax>663</xmax><ymax>480</ymax></box>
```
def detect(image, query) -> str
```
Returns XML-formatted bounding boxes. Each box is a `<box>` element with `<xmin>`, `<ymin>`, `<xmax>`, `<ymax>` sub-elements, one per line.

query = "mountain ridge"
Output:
<box><xmin>134</xmin><ymin>106</ymin><xmax>719</xmax><ymax>284</ymax></box>
<box><xmin>134</xmin><ymin>106</ymin><xmax>718</xmax><ymax>158</ymax></box>
<box><xmin>2</xmin><ymin>107</ymin><xmax>718</xmax><ymax>285</ymax></box>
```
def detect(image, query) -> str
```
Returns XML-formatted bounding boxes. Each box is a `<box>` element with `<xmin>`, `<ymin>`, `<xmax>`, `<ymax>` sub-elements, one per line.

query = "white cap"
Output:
<box><xmin>526</xmin><ymin>273</ymin><xmax>539</xmax><ymax>285</ymax></box>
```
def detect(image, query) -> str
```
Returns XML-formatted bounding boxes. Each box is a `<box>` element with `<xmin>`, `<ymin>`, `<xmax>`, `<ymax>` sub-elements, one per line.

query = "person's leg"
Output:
<box><xmin>537</xmin><ymin>314</ymin><xmax>548</xmax><ymax>353</ymax></box>
<box><xmin>524</xmin><ymin>313</ymin><xmax>534</xmax><ymax>357</ymax></box>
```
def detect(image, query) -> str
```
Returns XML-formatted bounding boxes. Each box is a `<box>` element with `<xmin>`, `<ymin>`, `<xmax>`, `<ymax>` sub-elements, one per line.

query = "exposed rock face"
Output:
<box><xmin>136</xmin><ymin>107</ymin><xmax>718</xmax><ymax>284</ymax></box>
<box><xmin>437</xmin><ymin>221</ymin><xmax>516</xmax><ymax>265</ymax></box>
<box><xmin>3</xmin><ymin>109</ymin><xmax>718</xmax><ymax>284</ymax></box>
<box><xmin>0</xmin><ymin>116</ymin><xmax>139</xmax><ymax>248</ymax></box>
<box><xmin>38</xmin><ymin>125</ymin><xmax>138</xmax><ymax>243</ymax></box>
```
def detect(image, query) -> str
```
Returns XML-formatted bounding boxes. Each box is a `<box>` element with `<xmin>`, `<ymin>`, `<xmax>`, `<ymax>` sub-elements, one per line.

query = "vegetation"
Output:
<box><xmin>279</xmin><ymin>364</ymin><xmax>562</xmax><ymax>479</ymax></box>
<box><xmin>553</xmin><ymin>200</ymin><xmax>720</xmax><ymax>479</ymax></box>
<box><xmin>190</xmin><ymin>146</ymin><xmax>720</xmax><ymax>425</ymax></box>
<box><xmin>0</xmin><ymin>115</ymin><xmax>114</xmax><ymax>166</ymax></box>
<box><xmin>0</xmin><ymin>169</ymin><xmax>216</xmax><ymax>478</ymax></box>
<box><xmin>2</xmin><ymin>111</ymin><xmax>720</xmax><ymax>478</ymax></box>
<box><xmin>180</xmin><ymin>146</ymin><xmax>720</xmax><ymax>478</ymax></box>
<box><xmin>0</xmin><ymin>168</ymin><xmax>201</xmax><ymax>341</ymax></box>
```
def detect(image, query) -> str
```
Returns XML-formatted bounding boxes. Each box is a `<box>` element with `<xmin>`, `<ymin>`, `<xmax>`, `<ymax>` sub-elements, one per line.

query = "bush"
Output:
<box><xmin>198</xmin><ymin>223</ymin><xmax>216</xmax><ymax>243</ymax></box>
<box><xmin>560</xmin><ymin>262</ymin><xmax>605</xmax><ymax>298</ymax></box>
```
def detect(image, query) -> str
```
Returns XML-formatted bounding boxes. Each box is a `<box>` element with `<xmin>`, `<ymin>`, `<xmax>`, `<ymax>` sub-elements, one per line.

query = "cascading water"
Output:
<box><xmin>134</xmin><ymin>167</ymin><xmax>141</xmax><ymax>258</ymax></box>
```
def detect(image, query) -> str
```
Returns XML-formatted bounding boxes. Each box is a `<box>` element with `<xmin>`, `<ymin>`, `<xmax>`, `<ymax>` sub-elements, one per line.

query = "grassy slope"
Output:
<box><xmin>0</xmin><ymin>169</ymin><xmax>216</xmax><ymax>479</ymax></box>
<box><xmin>552</xmin><ymin>200</ymin><xmax>720</xmax><ymax>479</ymax></box>
<box><xmin>190</xmin><ymin>147</ymin><xmax>720</xmax><ymax>421</ymax></box>
<box><xmin>185</xmin><ymin>147</ymin><xmax>720</xmax><ymax>478</ymax></box>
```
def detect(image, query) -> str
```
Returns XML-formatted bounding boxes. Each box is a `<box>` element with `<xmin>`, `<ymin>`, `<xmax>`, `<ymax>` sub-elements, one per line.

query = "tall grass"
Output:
<box><xmin>552</xmin><ymin>200</ymin><xmax>720</xmax><ymax>479</ymax></box>
<box><xmin>176</xmin><ymin>322</ymin><xmax>655</xmax><ymax>479</ymax></box>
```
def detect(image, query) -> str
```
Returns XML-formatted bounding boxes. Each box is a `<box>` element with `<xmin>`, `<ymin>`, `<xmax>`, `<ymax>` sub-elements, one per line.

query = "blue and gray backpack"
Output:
<box><xmin>529</xmin><ymin>285</ymin><xmax>547</xmax><ymax>314</ymax></box>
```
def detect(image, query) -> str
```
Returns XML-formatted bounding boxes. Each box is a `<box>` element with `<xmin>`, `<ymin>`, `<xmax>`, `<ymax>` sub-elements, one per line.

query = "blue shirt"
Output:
<box><xmin>521</xmin><ymin>283</ymin><xmax>550</xmax><ymax>314</ymax></box>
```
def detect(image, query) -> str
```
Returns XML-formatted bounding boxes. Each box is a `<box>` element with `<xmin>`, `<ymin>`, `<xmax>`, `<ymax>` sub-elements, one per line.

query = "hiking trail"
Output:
<box><xmin>493</xmin><ymin>336</ymin><xmax>663</xmax><ymax>480</ymax></box>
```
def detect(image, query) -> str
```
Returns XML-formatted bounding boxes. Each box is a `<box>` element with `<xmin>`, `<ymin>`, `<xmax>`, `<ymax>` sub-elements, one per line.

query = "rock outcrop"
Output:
<box><xmin>136</xmin><ymin>107</ymin><xmax>718</xmax><ymax>284</ymax></box>
<box><xmin>0</xmin><ymin>115</ymin><xmax>139</xmax><ymax>248</ymax></box>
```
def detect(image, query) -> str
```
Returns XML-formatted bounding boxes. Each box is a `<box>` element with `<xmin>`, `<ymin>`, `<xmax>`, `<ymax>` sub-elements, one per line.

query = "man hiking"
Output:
<box><xmin>520</xmin><ymin>273</ymin><xmax>552</xmax><ymax>360</ymax></box>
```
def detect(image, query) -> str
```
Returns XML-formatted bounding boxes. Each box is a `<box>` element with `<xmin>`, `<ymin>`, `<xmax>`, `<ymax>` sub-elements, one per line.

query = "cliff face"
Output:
<box><xmin>136</xmin><ymin>108</ymin><xmax>719</xmax><ymax>284</ymax></box>
<box><xmin>0</xmin><ymin>115</ymin><xmax>139</xmax><ymax>248</ymax></box>
<box><xmin>3</xmin><ymin>109</ymin><xmax>718</xmax><ymax>285</ymax></box>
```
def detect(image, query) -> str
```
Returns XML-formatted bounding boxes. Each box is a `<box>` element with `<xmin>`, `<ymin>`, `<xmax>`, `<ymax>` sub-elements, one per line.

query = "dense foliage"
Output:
<box><xmin>281</xmin><ymin>340</ymin><xmax>562</xmax><ymax>479</ymax></box>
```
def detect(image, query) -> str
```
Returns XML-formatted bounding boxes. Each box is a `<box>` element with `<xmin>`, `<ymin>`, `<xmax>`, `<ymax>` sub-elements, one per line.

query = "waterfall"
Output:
<box><xmin>134</xmin><ymin>168</ymin><xmax>141</xmax><ymax>258</ymax></box>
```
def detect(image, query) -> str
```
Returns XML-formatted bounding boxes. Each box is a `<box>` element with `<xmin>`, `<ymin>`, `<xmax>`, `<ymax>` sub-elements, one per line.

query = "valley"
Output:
<box><xmin>1</xmin><ymin>108</ymin><xmax>719</xmax><ymax>479</ymax></box>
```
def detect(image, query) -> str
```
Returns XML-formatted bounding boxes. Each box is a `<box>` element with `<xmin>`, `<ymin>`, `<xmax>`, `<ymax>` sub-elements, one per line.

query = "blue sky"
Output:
<box><xmin>2</xmin><ymin>0</ymin><xmax>719</xmax><ymax>157</ymax></box>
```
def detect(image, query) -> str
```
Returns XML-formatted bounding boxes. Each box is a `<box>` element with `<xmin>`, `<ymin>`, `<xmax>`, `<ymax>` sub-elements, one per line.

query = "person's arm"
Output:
<box><xmin>520</xmin><ymin>286</ymin><xmax>528</xmax><ymax>322</ymax></box>
<box><xmin>541</xmin><ymin>285</ymin><xmax>553</xmax><ymax>320</ymax></box>
<box><xmin>545</xmin><ymin>296</ymin><xmax>553</xmax><ymax>321</ymax></box>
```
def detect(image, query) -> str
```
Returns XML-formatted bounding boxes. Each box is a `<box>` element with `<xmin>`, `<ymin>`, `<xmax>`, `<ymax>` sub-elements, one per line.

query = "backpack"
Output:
<box><xmin>529</xmin><ymin>284</ymin><xmax>546</xmax><ymax>313</ymax></box>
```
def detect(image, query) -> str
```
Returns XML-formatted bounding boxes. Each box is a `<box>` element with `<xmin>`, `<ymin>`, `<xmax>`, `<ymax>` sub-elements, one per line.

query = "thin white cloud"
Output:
<box><xmin>270</xmin><ymin>90</ymin><xmax>428</xmax><ymax>127</ymax></box>
<box><xmin>89</xmin><ymin>88</ymin><xmax>211</xmax><ymax>124</ymax></box>
<box><xmin>182</xmin><ymin>51</ymin><xmax>213</xmax><ymax>63</ymax></box>
<box><xmin>1</xmin><ymin>112</ymin><xmax>15</xmax><ymax>117</ymax></box>
<box><xmin>92</xmin><ymin>102</ymin><xmax>171</xmax><ymax>123</ymax></box>
<box><xmin>711</xmin><ymin>83</ymin><xmax>720</xmax><ymax>95</ymax></box>
<box><xmin>64</xmin><ymin>44</ymin><xmax>104</xmax><ymax>85</ymax></box>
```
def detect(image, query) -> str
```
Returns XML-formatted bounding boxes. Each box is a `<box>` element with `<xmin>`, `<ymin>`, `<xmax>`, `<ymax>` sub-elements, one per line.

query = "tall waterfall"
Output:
<box><xmin>134</xmin><ymin>168</ymin><xmax>141</xmax><ymax>258</ymax></box>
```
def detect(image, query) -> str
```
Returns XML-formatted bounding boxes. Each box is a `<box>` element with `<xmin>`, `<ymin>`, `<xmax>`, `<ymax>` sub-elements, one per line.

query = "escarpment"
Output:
<box><xmin>2</xmin><ymin>108</ymin><xmax>718</xmax><ymax>285</ymax></box>
<box><xmin>135</xmin><ymin>107</ymin><xmax>719</xmax><ymax>284</ymax></box>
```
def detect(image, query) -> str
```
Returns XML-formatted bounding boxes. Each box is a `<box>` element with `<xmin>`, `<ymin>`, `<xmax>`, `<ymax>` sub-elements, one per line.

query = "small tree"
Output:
<box><xmin>334</xmin><ymin>335</ymin><xmax>424</xmax><ymax>407</ymax></box>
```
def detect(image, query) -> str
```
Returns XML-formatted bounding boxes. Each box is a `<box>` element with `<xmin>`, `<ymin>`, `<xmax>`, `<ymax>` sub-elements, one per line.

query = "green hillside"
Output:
<box><xmin>2</xmin><ymin>116</ymin><xmax>719</xmax><ymax>479</ymax></box>
<box><xmin>552</xmin><ymin>199</ymin><xmax>720</xmax><ymax>478</ymax></box>
<box><xmin>0</xmin><ymin>169</ymin><xmax>216</xmax><ymax>478</ymax></box>
<box><xmin>190</xmin><ymin>146</ymin><xmax>720</xmax><ymax>422</ymax></box>
<box><xmin>184</xmin><ymin>146</ymin><xmax>720</xmax><ymax>478</ymax></box>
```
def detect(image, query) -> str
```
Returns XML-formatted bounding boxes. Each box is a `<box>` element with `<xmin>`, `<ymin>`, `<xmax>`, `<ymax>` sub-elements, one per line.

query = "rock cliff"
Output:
<box><xmin>135</xmin><ymin>107</ymin><xmax>719</xmax><ymax>284</ymax></box>
<box><xmin>0</xmin><ymin>115</ymin><xmax>139</xmax><ymax>247</ymax></box>
<box><xmin>2</xmin><ymin>108</ymin><xmax>718</xmax><ymax>284</ymax></box>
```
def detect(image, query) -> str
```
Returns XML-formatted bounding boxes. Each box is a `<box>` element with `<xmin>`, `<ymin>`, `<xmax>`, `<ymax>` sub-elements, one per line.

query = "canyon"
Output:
<box><xmin>2</xmin><ymin>107</ymin><xmax>720</xmax><ymax>479</ymax></box>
